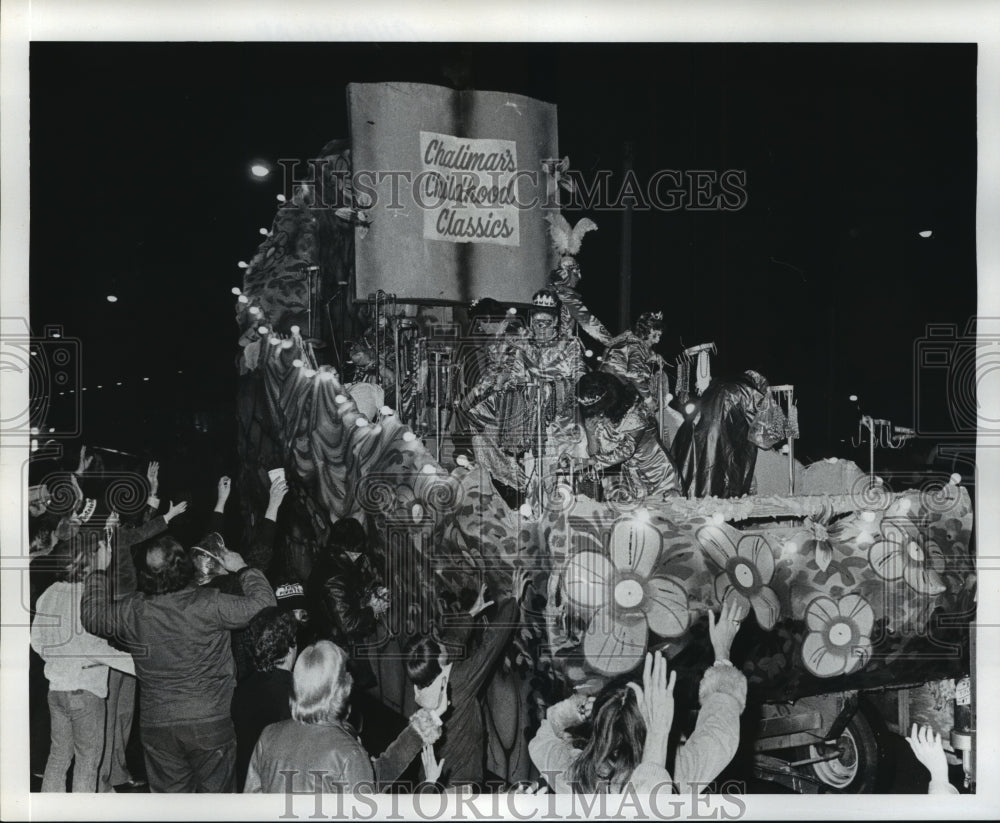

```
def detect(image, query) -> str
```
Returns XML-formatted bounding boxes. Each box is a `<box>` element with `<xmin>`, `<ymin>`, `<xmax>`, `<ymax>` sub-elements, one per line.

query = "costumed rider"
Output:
<box><xmin>460</xmin><ymin>288</ymin><xmax>585</xmax><ymax>503</ymax></box>
<box><xmin>545</xmin><ymin>230</ymin><xmax>683</xmax><ymax>443</ymax></box>
<box><xmin>671</xmin><ymin>369</ymin><xmax>785</xmax><ymax>499</ymax></box>
<box><xmin>575</xmin><ymin>371</ymin><xmax>682</xmax><ymax>501</ymax></box>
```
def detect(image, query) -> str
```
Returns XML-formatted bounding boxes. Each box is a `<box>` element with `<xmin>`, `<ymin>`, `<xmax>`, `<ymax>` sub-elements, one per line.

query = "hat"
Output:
<box><xmin>274</xmin><ymin>581</ymin><xmax>308</xmax><ymax>613</ymax></box>
<box><xmin>191</xmin><ymin>532</ymin><xmax>226</xmax><ymax>561</ymax></box>
<box><xmin>575</xmin><ymin>371</ymin><xmax>623</xmax><ymax>416</ymax></box>
<box><xmin>530</xmin><ymin>289</ymin><xmax>560</xmax><ymax>317</ymax></box>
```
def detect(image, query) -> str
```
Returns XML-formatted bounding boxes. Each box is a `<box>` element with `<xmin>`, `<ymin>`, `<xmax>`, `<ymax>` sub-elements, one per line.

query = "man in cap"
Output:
<box><xmin>81</xmin><ymin>533</ymin><xmax>275</xmax><ymax>792</ymax></box>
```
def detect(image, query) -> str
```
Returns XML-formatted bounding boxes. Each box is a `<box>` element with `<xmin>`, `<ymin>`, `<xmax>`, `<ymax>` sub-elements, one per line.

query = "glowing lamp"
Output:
<box><xmin>106</xmin><ymin>295</ymin><xmax>118</xmax><ymax>303</ymax></box>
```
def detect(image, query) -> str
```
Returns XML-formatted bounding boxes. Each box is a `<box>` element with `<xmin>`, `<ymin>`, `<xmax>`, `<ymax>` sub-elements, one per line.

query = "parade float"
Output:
<box><xmin>232</xmin><ymin>82</ymin><xmax>976</xmax><ymax>792</ymax></box>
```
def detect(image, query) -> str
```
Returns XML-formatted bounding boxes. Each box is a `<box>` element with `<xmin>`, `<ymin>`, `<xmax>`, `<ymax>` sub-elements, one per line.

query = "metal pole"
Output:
<box><xmin>788</xmin><ymin>434</ymin><xmax>795</xmax><ymax>495</ymax></box>
<box><xmin>657</xmin><ymin>363</ymin><xmax>666</xmax><ymax>443</ymax></box>
<box><xmin>434</xmin><ymin>350</ymin><xmax>442</xmax><ymax>463</ymax></box>
<box><xmin>618</xmin><ymin>140</ymin><xmax>634</xmax><ymax>333</ymax></box>
<box><xmin>867</xmin><ymin>416</ymin><xmax>876</xmax><ymax>489</ymax></box>
<box><xmin>393</xmin><ymin>320</ymin><xmax>401</xmax><ymax>417</ymax></box>
<box><xmin>537</xmin><ymin>382</ymin><xmax>545</xmax><ymax>512</ymax></box>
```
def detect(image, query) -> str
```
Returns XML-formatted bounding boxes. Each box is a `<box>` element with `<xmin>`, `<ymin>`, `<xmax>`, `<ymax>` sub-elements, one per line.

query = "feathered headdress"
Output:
<box><xmin>546</xmin><ymin>212</ymin><xmax>598</xmax><ymax>257</ymax></box>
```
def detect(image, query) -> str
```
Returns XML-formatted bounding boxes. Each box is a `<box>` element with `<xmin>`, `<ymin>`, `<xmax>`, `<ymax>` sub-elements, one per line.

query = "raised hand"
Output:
<box><xmin>146</xmin><ymin>461</ymin><xmax>160</xmax><ymax>495</ymax></box>
<box><xmin>217</xmin><ymin>476</ymin><xmax>232</xmax><ymax>504</ymax></box>
<box><xmin>907</xmin><ymin>723</ymin><xmax>949</xmax><ymax>787</ymax></box>
<box><xmin>266</xmin><ymin>477</ymin><xmax>289</xmax><ymax>520</ymax></box>
<box><xmin>164</xmin><ymin>499</ymin><xmax>188</xmax><ymax>523</ymax></box>
<box><xmin>628</xmin><ymin>651</ymin><xmax>676</xmax><ymax>762</ymax></box>
<box><xmin>76</xmin><ymin>445</ymin><xmax>94</xmax><ymax>474</ymax></box>
<box><xmin>421</xmin><ymin>744</ymin><xmax>444</xmax><ymax>784</ymax></box>
<box><xmin>547</xmin><ymin>693</ymin><xmax>593</xmax><ymax>734</ymax></box>
<box><xmin>369</xmin><ymin>586</ymin><xmax>390</xmax><ymax>617</ymax></box>
<box><xmin>468</xmin><ymin>582</ymin><xmax>495</xmax><ymax>618</ymax></box>
<box><xmin>512</xmin><ymin>781</ymin><xmax>549</xmax><ymax>795</ymax></box>
<box><xmin>708</xmin><ymin>599</ymin><xmax>743</xmax><ymax>663</ymax></box>
<box><xmin>219</xmin><ymin>548</ymin><xmax>248</xmax><ymax>574</ymax></box>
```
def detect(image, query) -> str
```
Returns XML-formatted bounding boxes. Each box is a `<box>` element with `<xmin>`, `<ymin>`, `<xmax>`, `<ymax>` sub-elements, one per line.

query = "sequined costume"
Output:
<box><xmin>671</xmin><ymin>370</ymin><xmax>782</xmax><ymax>498</ymax></box>
<box><xmin>601</xmin><ymin>330</ymin><xmax>660</xmax><ymax>406</ymax></box>
<box><xmin>576</xmin><ymin>372</ymin><xmax>681</xmax><ymax>501</ymax></box>
<box><xmin>461</xmin><ymin>296</ymin><xmax>585</xmax><ymax>493</ymax></box>
<box><xmin>550</xmin><ymin>270</ymin><xmax>665</xmax><ymax>407</ymax></box>
<box><xmin>582</xmin><ymin>398</ymin><xmax>681</xmax><ymax>500</ymax></box>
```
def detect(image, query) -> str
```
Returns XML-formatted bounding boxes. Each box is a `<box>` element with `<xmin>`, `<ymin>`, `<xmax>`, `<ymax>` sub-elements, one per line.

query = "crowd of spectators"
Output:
<box><xmin>27</xmin><ymin>445</ymin><xmax>957</xmax><ymax>797</ymax></box>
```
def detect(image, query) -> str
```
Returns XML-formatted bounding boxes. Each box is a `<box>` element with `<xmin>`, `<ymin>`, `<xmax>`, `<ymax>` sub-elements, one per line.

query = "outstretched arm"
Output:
<box><xmin>672</xmin><ymin>604</ymin><xmax>747</xmax><ymax>794</ymax></box>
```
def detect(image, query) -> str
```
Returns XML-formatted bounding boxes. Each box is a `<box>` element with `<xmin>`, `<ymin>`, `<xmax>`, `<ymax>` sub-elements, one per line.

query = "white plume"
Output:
<box><xmin>546</xmin><ymin>212</ymin><xmax>598</xmax><ymax>256</ymax></box>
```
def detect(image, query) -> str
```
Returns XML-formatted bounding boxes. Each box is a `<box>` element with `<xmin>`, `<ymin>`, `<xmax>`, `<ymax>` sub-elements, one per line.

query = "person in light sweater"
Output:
<box><xmin>31</xmin><ymin>527</ymin><xmax>136</xmax><ymax>792</ymax></box>
<box><xmin>529</xmin><ymin>602</ymin><xmax>746</xmax><ymax>794</ymax></box>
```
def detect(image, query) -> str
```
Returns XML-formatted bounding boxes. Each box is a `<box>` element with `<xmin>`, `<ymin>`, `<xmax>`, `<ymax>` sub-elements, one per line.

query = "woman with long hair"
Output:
<box><xmin>529</xmin><ymin>603</ymin><xmax>746</xmax><ymax>794</ymax></box>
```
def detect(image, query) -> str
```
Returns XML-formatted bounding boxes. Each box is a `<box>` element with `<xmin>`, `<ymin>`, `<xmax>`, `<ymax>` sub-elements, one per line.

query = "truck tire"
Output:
<box><xmin>808</xmin><ymin>706</ymin><xmax>893</xmax><ymax>793</ymax></box>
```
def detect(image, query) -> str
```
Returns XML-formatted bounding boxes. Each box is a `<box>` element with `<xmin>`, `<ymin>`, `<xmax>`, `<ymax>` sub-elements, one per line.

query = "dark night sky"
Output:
<box><xmin>29</xmin><ymin>42</ymin><xmax>976</xmax><ymax>464</ymax></box>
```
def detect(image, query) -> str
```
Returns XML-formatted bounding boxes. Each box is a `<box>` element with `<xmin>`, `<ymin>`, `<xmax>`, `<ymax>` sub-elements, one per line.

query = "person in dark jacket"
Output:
<box><xmin>81</xmin><ymin>535</ymin><xmax>276</xmax><ymax>793</ymax></box>
<box><xmin>193</xmin><ymin>475</ymin><xmax>288</xmax><ymax>681</ymax></box>
<box><xmin>671</xmin><ymin>370</ymin><xmax>783</xmax><ymax>498</ymax></box>
<box><xmin>307</xmin><ymin>517</ymin><xmax>387</xmax><ymax>690</ymax></box>
<box><xmin>404</xmin><ymin>567</ymin><xmax>530</xmax><ymax>789</ymax></box>
<box><xmin>231</xmin><ymin>607</ymin><xmax>298</xmax><ymax>791</ymax></box>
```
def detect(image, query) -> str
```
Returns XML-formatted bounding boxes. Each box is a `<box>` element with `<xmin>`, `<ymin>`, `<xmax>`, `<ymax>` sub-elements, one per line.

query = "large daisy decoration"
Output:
<box><xmin>697</xmin><ymin>525</ymin><xmax>781</xmax><ymax>630</ymax></box>
<box><xmin>562</xmin><ymin>518</ymin><xmax>689</xmax><ymax>675</ymax></box>
<box><xmin>867</xmin><ymin>517</ymin><xmax>946</xmax><ymax>595</ymax></box>
<box><xmin>801</xmin><ymin>594</ymin><xmax>875</xmax><ymax>678</ymax></box>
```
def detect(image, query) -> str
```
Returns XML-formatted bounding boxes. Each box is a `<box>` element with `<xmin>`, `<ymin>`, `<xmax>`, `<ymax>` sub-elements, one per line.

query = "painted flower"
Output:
<box><xmin>697</xmin><ymin>526</ymin><xmax>781</xmax><ymax>630</ymax></box>
<box><xmin>801</xmin><ymin>594</ymin><xmax>874</xmax><ymax>678</ymax></box>
<box><xmin>803</xmin><ymin>516</ymin><xmax>834</xmax><ymax>572</ymax></box>
<box><xmin>563</xmin><ymin>519</ymin><xmax>689</xmax><ymax>675</ymax></box>
<box><xmin>868</xmin><ymin>518</ymin><xmax>946</xmax><ymax>595</ymax></box>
